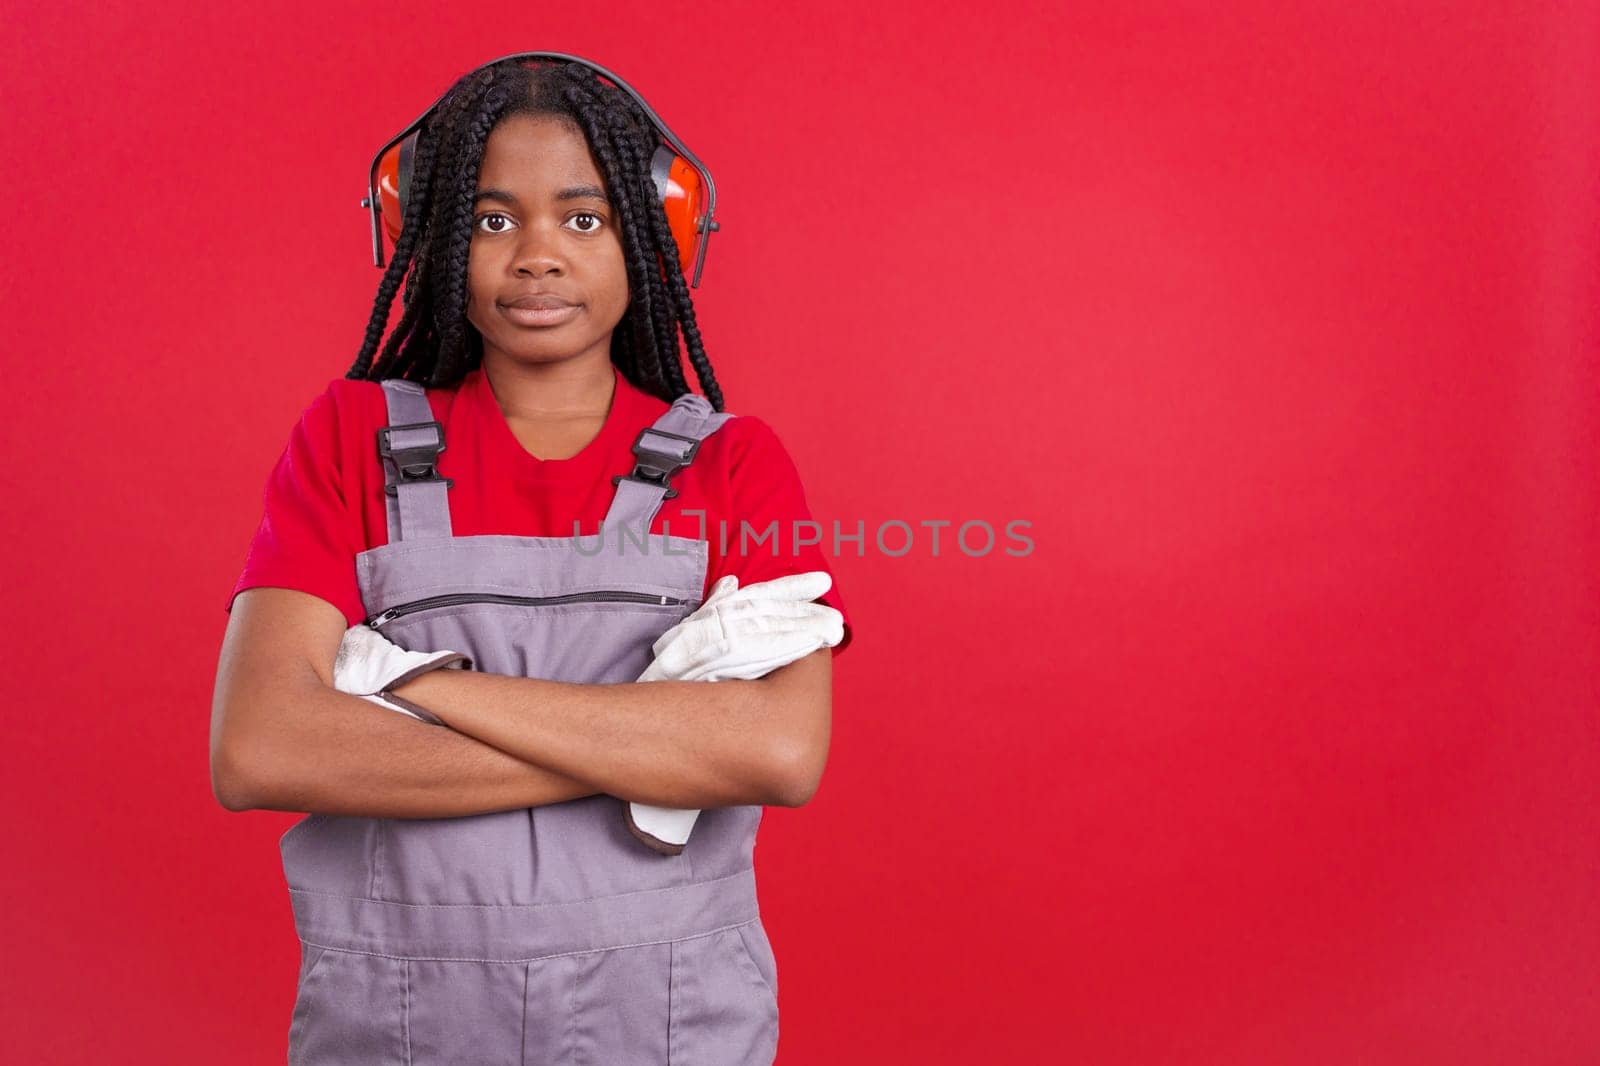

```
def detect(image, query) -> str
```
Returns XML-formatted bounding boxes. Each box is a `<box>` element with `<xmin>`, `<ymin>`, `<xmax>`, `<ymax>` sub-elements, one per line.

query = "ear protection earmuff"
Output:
<box><xmin>360</xmin><ymin>51</ymin><xmax>720</xmax><ymax>287</ymax></box>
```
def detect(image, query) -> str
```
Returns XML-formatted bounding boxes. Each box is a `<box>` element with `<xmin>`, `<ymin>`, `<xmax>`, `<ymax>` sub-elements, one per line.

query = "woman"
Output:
<box><xmin>212</xmin><ymin>53</ymin><xmax>854</xmax><ymax>1063</ymax></box>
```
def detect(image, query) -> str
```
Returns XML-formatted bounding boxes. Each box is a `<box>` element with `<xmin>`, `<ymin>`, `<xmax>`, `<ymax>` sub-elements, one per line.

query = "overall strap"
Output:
<box><xmin>378</xmin><ymin>379</ymin><xmax>454</xmax><ymax>543</ymax></box>
<box><xmin>601</xmin><ymin>392</ymin><xmax>734</xmax><ymax>532</ymax></box>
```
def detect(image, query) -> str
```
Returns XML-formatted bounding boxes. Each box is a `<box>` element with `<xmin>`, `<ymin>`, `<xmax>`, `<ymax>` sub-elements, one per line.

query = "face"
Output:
<box><xmin>464</xmin><ymin>112</ymin><xmax>630</xmax><ymax>372</ymax></box>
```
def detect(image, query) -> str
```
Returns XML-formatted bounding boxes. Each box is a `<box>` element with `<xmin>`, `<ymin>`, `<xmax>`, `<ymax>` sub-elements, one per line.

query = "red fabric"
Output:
<box><xmin>227</xmin><ymin>364</ymin><xmax>853</xmax><ymax>656</ymax></box>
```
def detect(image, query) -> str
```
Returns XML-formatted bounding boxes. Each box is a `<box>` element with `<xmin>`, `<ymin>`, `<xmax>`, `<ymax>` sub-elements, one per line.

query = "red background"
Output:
<box><xmin>3</xmin><ymin>2</ymin><xmax>1597</xmax><ymax>1063</ymax></box>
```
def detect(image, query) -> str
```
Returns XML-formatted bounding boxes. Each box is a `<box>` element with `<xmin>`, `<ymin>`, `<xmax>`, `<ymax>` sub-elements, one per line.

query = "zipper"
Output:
<box><xmin>367</xmin><ymin>589</ymin><xmax>691</xmax><ymax>629</ymax></box>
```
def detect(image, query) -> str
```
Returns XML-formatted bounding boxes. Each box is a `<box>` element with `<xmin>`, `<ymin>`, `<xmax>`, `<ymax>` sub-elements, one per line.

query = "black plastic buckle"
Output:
<box><xmin>611</xmin><ymin>428</ymin><xmax>700</xmax><ymax>500</ymax></box>
<box><xmin>378</xmin><ymin>421</ymin><xmax>455</xmax><ymax>497</ymax></box>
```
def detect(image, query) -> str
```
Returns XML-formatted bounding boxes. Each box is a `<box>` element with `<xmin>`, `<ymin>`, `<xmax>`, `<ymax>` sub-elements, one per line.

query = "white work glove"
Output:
<box><xmin>639</xmin><ymin>571</ymin><xmax>844</xmax><ymax>682</ymax></box>
<box><xmin>625</xmin><ymin>571</ymin><xmax>845</xmax><ymax>855</ymax></box>
<box><xmin>332</xmin><ymin>623</ymin><xmax>474</xmax><ymax>726</ymax></box>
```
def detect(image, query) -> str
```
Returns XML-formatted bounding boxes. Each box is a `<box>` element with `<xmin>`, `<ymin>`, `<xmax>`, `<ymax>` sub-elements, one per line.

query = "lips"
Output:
<box><xmin>499</xmin><ymin>302</ymin><xmax>582</xmax><ymax>328</ymax></box>
<box><xmin>501</xmin><ymin>293</ymin><xmax>577</xmax><ymax>310</ymax></box>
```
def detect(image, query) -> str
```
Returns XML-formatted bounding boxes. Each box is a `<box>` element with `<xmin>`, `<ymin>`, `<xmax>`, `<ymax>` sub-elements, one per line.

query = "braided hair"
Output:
<box><xmin>345</xmin><ymin>58</ymin><xmax>725</xmax><ymax>411</ymax></box>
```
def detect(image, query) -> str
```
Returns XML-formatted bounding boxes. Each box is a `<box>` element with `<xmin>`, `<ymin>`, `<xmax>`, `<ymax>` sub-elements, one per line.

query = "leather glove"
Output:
<box><xmin>626</xmin><ymin>571</ymin><xmax>845</xmax><ymax>855</ymax></box>
<box><xmin>333</xmin><ymin>623</ymin><xmax>474</xmax><ymax>726</ymax></box>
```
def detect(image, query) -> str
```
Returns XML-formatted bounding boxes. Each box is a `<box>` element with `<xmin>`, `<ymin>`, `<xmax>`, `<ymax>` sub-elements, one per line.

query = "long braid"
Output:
<box><xmin>345</xmin><ymin>58</ymin><xmax>727</xmax><ymax>412</ymax></box>
<box><xmin>605</xmin><ymin>90</ymin><xmax>723</xmax><ymax>410</ymax></box>
<box><xmin>346</xmin><ymin>127</ymin><xmax>433</xmax><ymax>380</ymax></box>
<box><xmin>641</xmin><ymin>170</ymin><xmax>723</xmax><ymax>412</ymax></box>
<box><xmin>349</xmin><ymin>76</ymin><xmax>469</xmax><ymax>381</ymax></box>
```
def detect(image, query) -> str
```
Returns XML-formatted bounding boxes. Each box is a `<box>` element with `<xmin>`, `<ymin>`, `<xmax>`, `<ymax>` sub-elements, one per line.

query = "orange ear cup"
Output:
<box><xmin>374</xmin><ymin>142</ymin><xmax>405</xmax><ymax>251</ymax></box>
<box><xmin>657</xmin><ymin>152</ymin><xmax>707</xmax><ymax>278</ymax></box>
<box><xmin>374</xmin><ymin>131</ymin><xmax>707</xmax><ymax>281</ymax></box>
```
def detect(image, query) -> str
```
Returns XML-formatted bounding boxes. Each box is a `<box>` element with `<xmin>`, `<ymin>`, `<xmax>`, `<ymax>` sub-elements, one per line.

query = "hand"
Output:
<box><xmin>332</xmin><ymin>623</ymin><xmax>473</xmax><ymax>726</ymax></box>
<box><xmin>626</xmin><ymin>571</ymin><xmax>845</xmax><ymax>855</ymax></box>
<box><xmin>638</xmin><ymin>571</ymin><xmax>845</xmax><ymax>683</ymax></box>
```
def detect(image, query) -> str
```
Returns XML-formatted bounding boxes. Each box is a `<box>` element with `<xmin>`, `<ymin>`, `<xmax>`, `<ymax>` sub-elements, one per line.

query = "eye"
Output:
<box><xmin>567</xmin><ymin>212</ymin><xmax>605</xmax><ymax>234</ymax></box>
<box><xmin>475</xmin><ymin>212</ymin><xmax>515</xmax><ymax>234</ymax></box>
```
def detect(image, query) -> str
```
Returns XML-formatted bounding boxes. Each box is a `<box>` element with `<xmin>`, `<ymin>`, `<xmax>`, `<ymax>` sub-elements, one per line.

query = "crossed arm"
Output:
<box><xmin>211</xmin><ymin>588</ymin><xmax>833</xmax><ymax>820</ymax></box>
<box><xmin>389</xmin><ymin>652</ymin><xmax>833</xmax><ymax>810</ymax></box>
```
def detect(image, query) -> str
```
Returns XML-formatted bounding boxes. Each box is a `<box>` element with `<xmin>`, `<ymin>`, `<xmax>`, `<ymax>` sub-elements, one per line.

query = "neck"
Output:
<box><xmin>481</xmin><ymin>353</ymin><xmax>617</xmax><ymax>421</ymax></box>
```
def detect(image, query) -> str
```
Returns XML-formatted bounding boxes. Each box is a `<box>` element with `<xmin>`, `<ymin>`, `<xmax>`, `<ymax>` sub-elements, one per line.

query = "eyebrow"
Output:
<box><xmin>472</xmin><ymin>184</ymin><xmax>612</xmax><ymax>207</ymax></box>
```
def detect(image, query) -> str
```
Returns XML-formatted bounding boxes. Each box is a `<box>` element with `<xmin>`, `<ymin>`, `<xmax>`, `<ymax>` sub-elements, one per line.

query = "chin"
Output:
<box><xmin>496</xmin><ymin>341</ymin><xmax>597</xmax><ymax>365</ymax></box>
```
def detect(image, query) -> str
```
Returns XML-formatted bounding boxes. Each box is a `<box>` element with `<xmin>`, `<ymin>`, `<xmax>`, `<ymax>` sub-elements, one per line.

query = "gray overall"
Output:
<box><xmin>278</xmin><ymin>377</ymin><xmax>781</xmax><ymax>1064</ymax></box>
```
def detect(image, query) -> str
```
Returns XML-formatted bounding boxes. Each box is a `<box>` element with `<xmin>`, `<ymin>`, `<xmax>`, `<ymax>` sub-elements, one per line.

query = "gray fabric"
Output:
<box><xmin>280</xmin><ymin>379</ymin><xmax>778</xmax><ymax>1064</ymax></box>
<box><xmin>377</xmin><ymin>379</ymin><xmax>454</xmax><ymax>543</ymax></box>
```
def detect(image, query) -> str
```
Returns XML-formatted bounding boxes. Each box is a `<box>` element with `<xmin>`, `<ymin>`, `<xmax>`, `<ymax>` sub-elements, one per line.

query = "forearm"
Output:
<box><xmin>225</xmin><ymin>680</ymin><xmax>601</xmax><ymax>819</ymax></box>
<box><xmin>391</xmin><ymin>669</ymin><xmax>790</xmax><ymax>810</ymax></box>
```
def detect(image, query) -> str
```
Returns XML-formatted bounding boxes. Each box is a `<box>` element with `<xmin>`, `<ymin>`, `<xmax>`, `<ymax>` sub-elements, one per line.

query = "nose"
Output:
<box><xmin>511</xmin><ymin>220</ymin><xmax>566</xmax><ymax>277</ymax></box>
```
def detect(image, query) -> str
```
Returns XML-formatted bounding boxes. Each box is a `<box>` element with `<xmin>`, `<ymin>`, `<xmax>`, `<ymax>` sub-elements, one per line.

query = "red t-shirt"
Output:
<box><xmin>226</xmin><ymin>363</ymin><xmax>854</xmax><ymax>656</ymax></box>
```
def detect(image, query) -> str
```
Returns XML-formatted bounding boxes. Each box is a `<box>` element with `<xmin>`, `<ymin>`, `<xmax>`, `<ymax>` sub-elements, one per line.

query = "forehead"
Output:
<box><xmin>478</xmin><ymin>113</ymin><xmax>602</xmax><ymax>187</ymax></box>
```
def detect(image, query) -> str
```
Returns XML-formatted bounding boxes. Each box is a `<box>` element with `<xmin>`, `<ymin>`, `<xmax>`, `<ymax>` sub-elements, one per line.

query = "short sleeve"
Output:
<box><xmin>710</xmin><ymin>416</ymin><xmax>855</xmax><ymax>657</ymax></box>
<box><xmin>225</xmin><ymin>382</ymin><xmax>368</xmax><ymax>627</ymax></box>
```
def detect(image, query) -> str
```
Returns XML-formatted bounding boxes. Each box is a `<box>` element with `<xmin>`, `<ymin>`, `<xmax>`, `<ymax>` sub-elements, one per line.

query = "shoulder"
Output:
<box><xmin>295</xmin><ymin>375</ymin><xmax>387</xmax><ymax>422</ymax></box>
<box><xmin>297</xmin><ymin>374</ymin><xmax>467</xmax><ymax>438</ymax></box>
<box><xmin>641</xmin><ymin>388</ymin><xmax>787</xmax><ymax>465</ymax></box>
<box><xmin>264</xmin><ymin>378</ymin><xmax>399</xmax><ymax>483</ymax></box>
<box><xmin>698</xmin><ymin>412</ymin><xmax>814</xmax><ymax>486</ymax></box>
<box><xmin>322</xmin><ymin>375</ymin><xmax>391</xmax><ymax>414</ymax></box>
<box><xmin>715</xmin><ymin>412</ymin><xmax>791</xmax><ymax>457</ymax></box>
<box><xmin>703</xmin><ymin>409</ymin><xmax>776</xmax><ymax>447</ymax></box>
